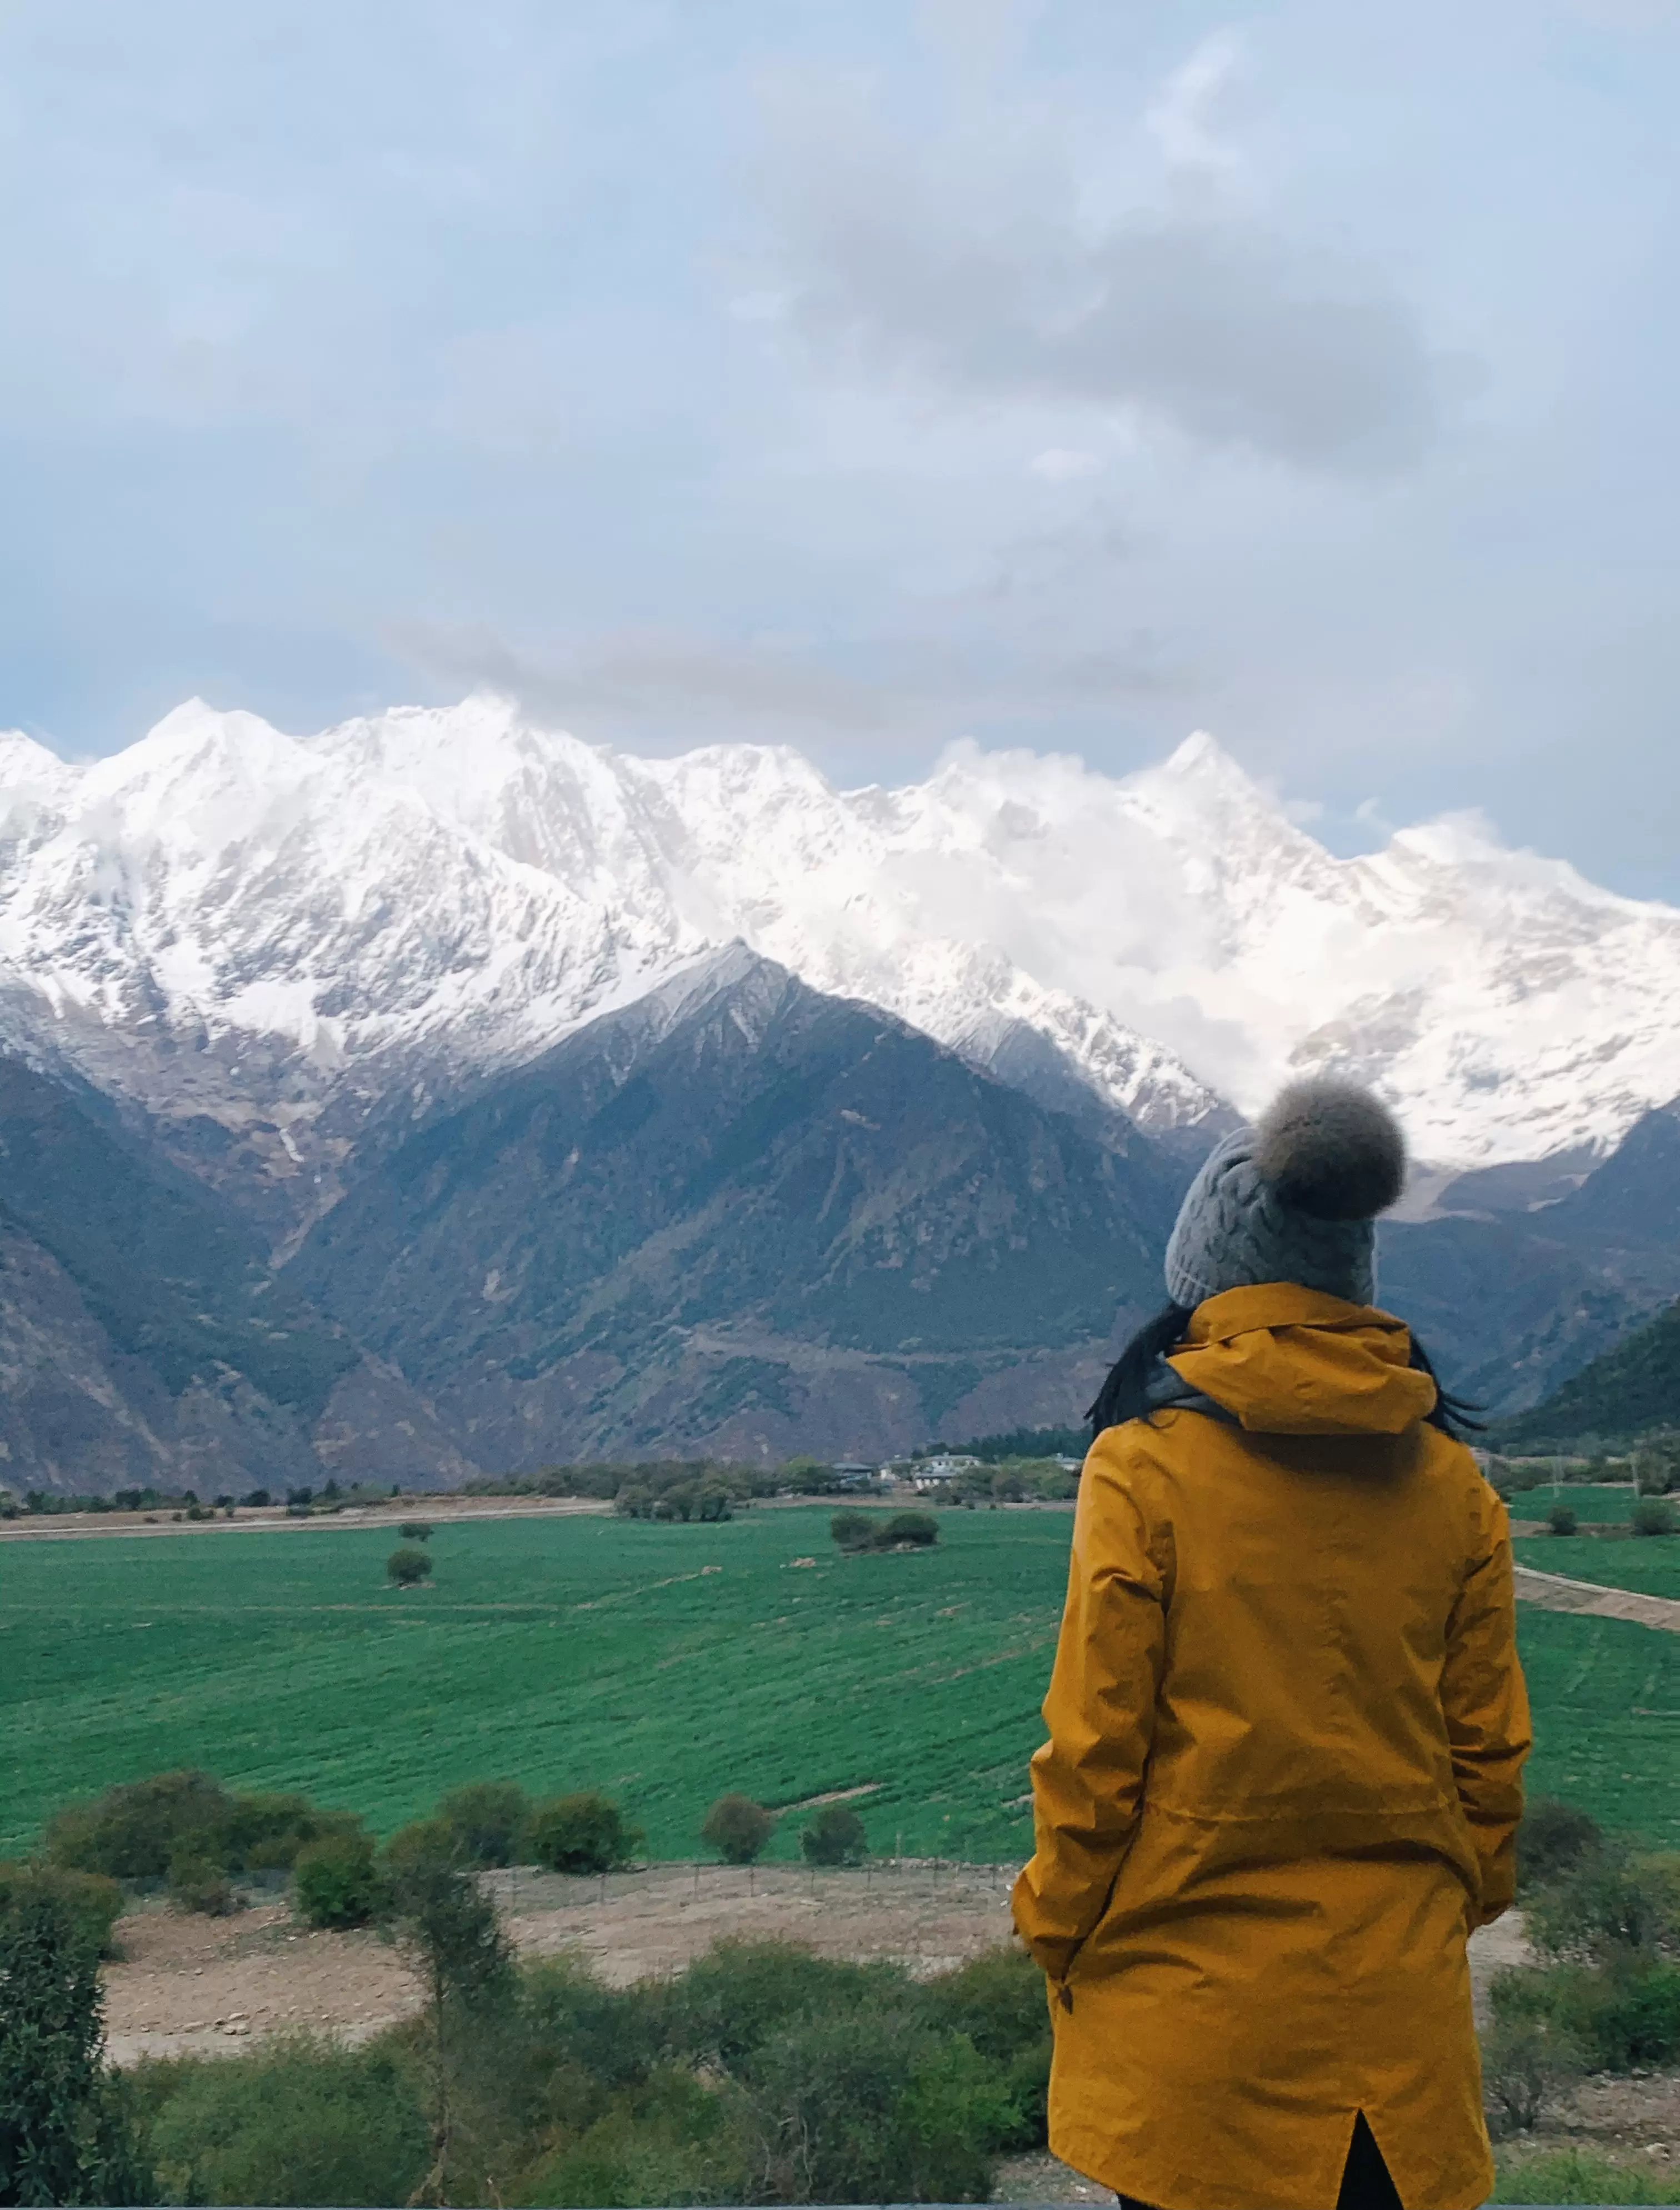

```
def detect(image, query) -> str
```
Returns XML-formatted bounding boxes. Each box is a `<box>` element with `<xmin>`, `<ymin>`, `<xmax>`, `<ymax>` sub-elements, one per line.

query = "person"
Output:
<box><xmin>1012</xmin><ymin>1078</ymin><xmax>1531</xmax><ymax>2210</ymax></box>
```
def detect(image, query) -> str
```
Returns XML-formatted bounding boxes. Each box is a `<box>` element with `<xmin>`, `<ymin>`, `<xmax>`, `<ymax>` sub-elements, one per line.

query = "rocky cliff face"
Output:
<box><xmin>0</xmin><ymin>1052</ymin><xmax>469</xmax><ymax>1495</ymax></box>
<box><xmin>285</xmin><ymin>950</ymin><xmax>1185</xmax><ymax>1468</ymax></box>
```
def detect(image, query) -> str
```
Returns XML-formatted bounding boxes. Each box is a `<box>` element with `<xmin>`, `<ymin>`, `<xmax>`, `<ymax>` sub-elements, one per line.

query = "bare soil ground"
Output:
<box><xmin>103</xmin><ymin>1860</ymin><xmax>1019</xmax><ymax>2064</ymax></box>
<box><xmin>104</xmin><ymin>1861</ymin><xmax>1526</xmax><ymax>2061</ymax></box>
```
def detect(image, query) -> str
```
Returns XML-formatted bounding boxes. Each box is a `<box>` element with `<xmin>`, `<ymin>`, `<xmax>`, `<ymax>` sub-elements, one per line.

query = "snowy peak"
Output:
<box><xmin>0</xmin><ymin>691</ymin><xmax>1676</xmax><ymax>1216</ymax></box>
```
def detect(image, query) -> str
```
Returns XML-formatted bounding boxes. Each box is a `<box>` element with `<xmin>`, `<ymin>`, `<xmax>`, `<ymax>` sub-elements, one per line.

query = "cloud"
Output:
<box><xmin>1145</xmin><ymin>31</ymin><xmax>1247</xmax><ymax>176</ymax></box>
<box><xmin>757</xmin><ymin>69</ymin><xmax>1442</xmax><ymax>477</ymax></box>
<box><xmin>1029</xmin><ymin>447</ymin><xmax>1103</xmax><ymax>480</ymax></box>
<box><xmin>392</xmin><ymin>625</ymin><xmax>891</xmax><ymax>737</ymax></box>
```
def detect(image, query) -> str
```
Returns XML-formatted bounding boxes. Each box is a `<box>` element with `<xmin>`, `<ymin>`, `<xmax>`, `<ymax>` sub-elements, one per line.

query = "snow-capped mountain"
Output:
<box><xmin>0</xmin><ymin>692</ymin><xmax>1677</xmax><ymax>1236</ymax></box>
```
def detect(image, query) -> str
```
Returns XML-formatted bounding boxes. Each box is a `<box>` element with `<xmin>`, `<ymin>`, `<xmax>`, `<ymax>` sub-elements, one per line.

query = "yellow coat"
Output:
<box><xmin>1012</xmin><ymin>1285</ymin><xmax>1531</xmax><ymax>2210</ymax></box>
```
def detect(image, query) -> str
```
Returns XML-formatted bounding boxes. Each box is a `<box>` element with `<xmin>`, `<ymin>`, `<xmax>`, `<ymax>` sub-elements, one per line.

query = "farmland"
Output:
<box><xmin>1514</xmin><ymin>1534</ymin><xmax>1680</xmax><ymax>1599</ymax></box>
<box><xmin>6</xmin><ymin>1504</ymin><xmax>1680</xmax><ymax>1860</ymax></box>
<box><xmin>0</xmin><ymin>1506</ymin><xmax>1071</xmax><ymax>1861</ymax></box>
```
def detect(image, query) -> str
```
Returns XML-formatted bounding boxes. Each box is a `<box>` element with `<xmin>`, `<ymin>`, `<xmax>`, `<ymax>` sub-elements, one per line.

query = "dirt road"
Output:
<box><xmin>1514</xmin><ymin>1562</ymin><xmax>1680</xmax><ymax>1632</ymax></box>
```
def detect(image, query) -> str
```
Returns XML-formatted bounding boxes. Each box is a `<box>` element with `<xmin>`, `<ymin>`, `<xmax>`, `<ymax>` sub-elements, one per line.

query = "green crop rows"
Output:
<box><xmin>5</xmin><ymin>1508</ymin><xmax>1680</xmax><ymax>1861</ymax></box>
<box><xmin>0</xmin><ymin>1509</ymin><xmax>1072</xmax><ymax>1862</ymax></box>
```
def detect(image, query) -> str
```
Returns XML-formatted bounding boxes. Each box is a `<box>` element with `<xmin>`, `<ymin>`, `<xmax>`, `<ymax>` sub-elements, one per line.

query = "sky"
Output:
<box><xmin>3</xmin><ymin>0</ymin><xmax>1679</xmax><ymax>894</ymax></box>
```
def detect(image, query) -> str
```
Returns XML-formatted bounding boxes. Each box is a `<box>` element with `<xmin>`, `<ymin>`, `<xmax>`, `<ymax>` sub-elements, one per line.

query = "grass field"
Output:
<box><xmin>1508</xmin><ymin>1483</ymin><xmax>1639</xmax><ymax>1523</ymax></box>
<box><xmin>7</xmin><ymin>1505</ymin><xmax>1680</xmax><ymax>1861</ymax></box>
<box><xmin>0</xmin><ymin>1508</ymin><xmax>1072</xmax><ymax>1862</ymax></box>
<box><xmin>1514</xmin><ymin>1534</ymin><xmax>1680</xmax><ymax>1597</ymax></box>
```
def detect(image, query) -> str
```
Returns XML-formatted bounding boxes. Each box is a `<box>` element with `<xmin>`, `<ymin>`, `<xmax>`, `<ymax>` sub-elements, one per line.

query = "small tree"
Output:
<box><xmin>523</xmin><ymin>1793</ymin><xmax>641</xmax><ymax>1875</ymax></box>
<box><xmin>830</xmin><ymin>1510</ymin><xmax>875</xmax><ymax>1552</ymax></box>
<box><xmin>0</xmin><ymin>1885</ymin><xmax>152</xmax><ymax>2206</ymax></box>
<box><xmin>1632</xmin><ymin>1498</ymin><xmax>1676</xmax><ymax>1538</ymax></box>
<box><xmin>702</xmin><ymin>1795</ymin><xmax>776</xmax><ymax>1866</ymax></box>
<box><xmin>383</xmin><ymin>1825</ymin><xmax>514</xmax><ymax>2206</ymax></box>
<box><xmin>387</xmin><ymin>1544</ymin><xmax>433</xmax><ymax>1586</ymax></box>
<box><xmin>293</xmin><ymin>1830</ymin><xmax>385</xmax><ymax>1930</ymax></box>
<box><xmin>399</xmin><ymin>1521</ymin><xmax>434</xmax><ymax>1542</ymax></box>
<box><xmin>802</xmin><ymin>1804</ymin><xmax>867</xmax><ymax>1867</ymax></box>
<box><xmin>436</xmin><ymin>1781</ymin><xmax>530</xmax><ymax>1868</ymax></box>
<box><xmin>1546</xmin><ymin>1504</ymin><xmax>1578</xmax><ymax>1536</ymax></box>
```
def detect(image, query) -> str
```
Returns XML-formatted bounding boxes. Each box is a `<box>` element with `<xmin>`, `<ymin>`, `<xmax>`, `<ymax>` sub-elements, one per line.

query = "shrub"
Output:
<box><xmin>45</xmin><ymin>1769</ymin><xmax>233</xmax><ymax>1880</ymax></box>
<box><xmin>1525</xmin><ymin>1839</ymin><xmax>1678</xmax><ymax>1964</ymax></box>
<box><xmin>661</xmin><ymin>1939</ymin><xmax>904</xmax><ymax>2073</ymax></box>
<box><xmin>917</xmin><ymin>1944</ymin><xmax>1051</xmax><ymax>2149</ymax></box>
<box><xmin>168</xmin><ymin>1850</ymin><xmax>237</xmax><ymax>1917</ymax></box>
<box><xmin>1546</xmin><ymin>1503</ymin><xmax>1578</xmax><ymax>1535</ymax></box>
<box><xmin>1492</xmin><ymin>1958</ymin><xmax>1680</xmax><ymax>2071</ymax></box>
<box><xmin>387</xmin><ymin>1544</ymin><xmax>433</xmax><ymax>1585</ymax></box>
<box><xmin>739</xmin><ymin>2004</ymin><xmax>1021</xmax><ymax>2204</ymax></box>
<box><xmin>142</xmin><ymin>2035</ymin><xmax>429</xmax><ymax>2207</ymax></box>
<box><xmin>399</xmin><ymin>1521</ymin><xmax>434</xmax><ymax>1541</ymax></box>
<box><xmin>523</xmin><ymin>1793</ymin><xmax>641</xmax><ymax>1875</ymax></box>
<box><xmin>0</xmin><ymin>1862</ymin><xmax>124</xmax><ymax>1960</ymax></box>
<box><xmin>830</xmin><ymin>1510</ymin><xmax>876</xmax><ymax>1551</ymax></box>
<box><xmin>1519</xmin><ymin>1798</ymin><xmax>1605</xmax><ymax>1894</ymax></box>
<box><xmin>1481</xmin><ymin>2014</ymin><xmax>1583</xmax><ymax>2136</ymax></box>
<box><xmin>801</xmin><ymin>1803</ymin><xmax>867</xmax><ymax>1867</ymax></box>
<box><xmin>879</xmin><ymin>1509</ymin><xmax>938</xmax><ymax>1548</ymax></box>
<box><xmin>701</xmin><ymin>1794</ymin><xmax>776</xmax><ymax>1865</ymax></box>
<box><xmin>43</xmin><ymin>1770</ymin><xmax>346</xmax><ymax>1885</ymax></box>
<box><xmin>1632</xmin><ymin>1497</ymin><xmax>1676</xmax><ymax>1537</ymax></box>
<box><xmin>437</xmin><ymin>1781</ymin><xmax>531</xmax><ymax>1868</ymax></box>
<box><xmin>511</xmin><ymin>2073</ymin><xmax>744</xmax><ymax>2210</ymax></box>
<box><xmin>292</xmin><ymin>1831</ymin><xmax>385</xmax><ymax>1930</ymax></box>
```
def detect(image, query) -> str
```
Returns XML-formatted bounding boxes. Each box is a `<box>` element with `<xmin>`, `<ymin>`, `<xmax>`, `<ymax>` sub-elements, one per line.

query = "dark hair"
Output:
<box><xmin>1086</xmin><ymin>1302</ymin><xmax>1484</xmax><ymax>1440</ymax></box>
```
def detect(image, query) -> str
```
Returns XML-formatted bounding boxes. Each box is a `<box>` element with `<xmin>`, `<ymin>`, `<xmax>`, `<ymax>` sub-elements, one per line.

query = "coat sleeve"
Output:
<box><xmin>1440</xmin><ymin>1475</ymin><xmax>1532</xmax><ymax>1924</ymax></box>
<box><xmin>1012</xmin><ymin>1428</ymin><xmax>1168</xmax><ymax>1980</ymax></box>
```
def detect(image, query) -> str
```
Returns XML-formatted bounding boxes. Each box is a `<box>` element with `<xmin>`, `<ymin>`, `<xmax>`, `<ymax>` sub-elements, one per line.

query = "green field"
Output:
<box><xmin>6</xmin><ymin>1507</ymin><xmax>1680</xmax><ymax>1860</ymax></box>
<box><xmin>0</xmin><ymin>1509</ymin><xmax>1071</xmax><ymax>1862</ymax></box>
<box><xmin>1507</xmin><ymin>1483</ymin><xmax>1638</xmax><ymax>1523</ymax></box>
<box><xmin>1515</xmin><ymin>1534</ymin><xmax>1680</xmax><ymax>1597</ymax></box>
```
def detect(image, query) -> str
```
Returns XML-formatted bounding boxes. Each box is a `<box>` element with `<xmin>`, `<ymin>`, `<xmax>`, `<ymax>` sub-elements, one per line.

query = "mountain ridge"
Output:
<box><xmin>3</xmin><ymin>695</ymin><xmax>1679</xmax><ymax>1247</ymax></box>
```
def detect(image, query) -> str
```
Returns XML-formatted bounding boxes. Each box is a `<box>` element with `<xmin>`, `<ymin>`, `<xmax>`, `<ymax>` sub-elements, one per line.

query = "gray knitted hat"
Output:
<box><xmin>1164</xmin><ymin>1079</ymin><xmax>1407</xmax><ymax>1310</ymax></box>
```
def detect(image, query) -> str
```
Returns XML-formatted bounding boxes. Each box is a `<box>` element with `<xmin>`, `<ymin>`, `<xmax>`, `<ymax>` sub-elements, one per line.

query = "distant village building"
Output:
<box><xmin>830</xmin><ymin>1463</ymin><xmax>880</xmax><ymax>1491</ymax></box>
<box><xmin>910</xmin><ymin>1454</ymin><xmax>982</xmax><ymax>1491</ymax></box>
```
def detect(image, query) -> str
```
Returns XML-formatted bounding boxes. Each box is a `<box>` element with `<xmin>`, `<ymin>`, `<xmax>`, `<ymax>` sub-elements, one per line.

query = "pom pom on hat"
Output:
<box><xmin>1253</xmin><ymin>1080</ymin><xmax>1407</xmax><ymax>1222</ymax></box>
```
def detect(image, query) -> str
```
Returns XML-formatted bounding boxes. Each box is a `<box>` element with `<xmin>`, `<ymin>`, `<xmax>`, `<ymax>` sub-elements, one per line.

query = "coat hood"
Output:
<box><xmin>1164</xmin><ymin>1283</ymin><xmax>1437</xmax><ymax>1438</ymax></box>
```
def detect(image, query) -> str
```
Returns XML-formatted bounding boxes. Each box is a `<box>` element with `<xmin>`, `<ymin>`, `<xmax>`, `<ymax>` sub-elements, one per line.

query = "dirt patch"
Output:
<box><xmin>103</xmin><ymin>1898</ymin><xmax>420</xmax><ymax>2066</ymax></box>
<box><xmin>103</xmin><ymin>1862</ymin><xmax>1019</xmax><ymax>2063</ymax></box>
<box><xmin>1514</xmin><ymin>1562</ymin><xmax>1680</xmax><ymax>1632</ymax></box>
<box><xmin>104</xmin><ymin>1865</ymin><xmax>1533</xmax><ymax>2068</ymax></box>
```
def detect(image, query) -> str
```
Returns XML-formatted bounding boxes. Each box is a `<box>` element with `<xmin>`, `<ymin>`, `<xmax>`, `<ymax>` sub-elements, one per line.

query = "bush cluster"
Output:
<box><xmin>1489</xmin><ymin>1793</ymin><xmax>1680</xmax><ymax>2135</ymax></box>
<box><xmin>44</xmin><ymin>1770</ymin><xmax>364</xmax><ymax>1915</ymax></box>
<box><xmin>616</xmin><ymin>1478</ymin><xmax>733</xmax><ymax>1521</ymax></box>
<box><xmin>829</xmin><ymin>1509</ymin><xmax>939</xmax><ymax>1553</ymax></box>
<box><xmin>127</xmin><ymin>1935</ymin><xmax>1049</xmax><ymax>2206</ymax></box>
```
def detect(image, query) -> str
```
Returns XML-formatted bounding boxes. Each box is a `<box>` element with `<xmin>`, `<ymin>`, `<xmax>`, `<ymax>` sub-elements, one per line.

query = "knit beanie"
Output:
<box><xmin>1163</xmin><ymin>1079</ymin><xmax>1407</xmax><ymax>1310</ymax></box>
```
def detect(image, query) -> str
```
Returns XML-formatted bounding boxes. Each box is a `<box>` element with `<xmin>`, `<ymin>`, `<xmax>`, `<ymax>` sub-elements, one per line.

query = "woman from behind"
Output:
<box><xmin>1013</xmin><ymin>1079</ymin><xmax>1531</xmax><ymax>2210</ymax></box>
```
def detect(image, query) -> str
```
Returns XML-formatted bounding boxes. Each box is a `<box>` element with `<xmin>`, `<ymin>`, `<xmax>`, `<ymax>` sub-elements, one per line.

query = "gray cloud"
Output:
<box><xmin>758</xmin><ymin>73</ymin><xmax>1442</xmax><ymax>477</ymax></box>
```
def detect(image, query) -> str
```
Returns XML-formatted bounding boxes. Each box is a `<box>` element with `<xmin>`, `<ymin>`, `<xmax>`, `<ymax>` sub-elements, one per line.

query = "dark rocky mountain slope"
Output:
<box><xmin>1381</xmin><ymin>1104</ymin><xmax>1680</xmax><ymax>1415</ymax></box>
<box><xmin>287</xmin><ymin>950</ymin><xmax>1187</xmax><ymax>1467</ymax></box>
<box><xmin>0</xmin><ymin>1053</ymin><xmax>468</xmax><ymax>1495</ymax></box>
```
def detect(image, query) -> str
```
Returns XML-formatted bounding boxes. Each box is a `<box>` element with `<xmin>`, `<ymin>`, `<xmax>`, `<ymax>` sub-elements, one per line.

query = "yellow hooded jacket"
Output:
<box><xmin>1012</xmin><ymin>1284</ymin><xmax>1531</xmax><ymax>2210</ymax></box>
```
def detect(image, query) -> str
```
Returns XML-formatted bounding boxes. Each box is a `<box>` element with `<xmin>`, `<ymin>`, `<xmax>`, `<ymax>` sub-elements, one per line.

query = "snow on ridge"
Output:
<box><xmin>0</xmin><ymin>693</ymin><xmax>1677</xmax><ymax>1178</ymax></box>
